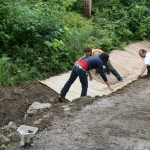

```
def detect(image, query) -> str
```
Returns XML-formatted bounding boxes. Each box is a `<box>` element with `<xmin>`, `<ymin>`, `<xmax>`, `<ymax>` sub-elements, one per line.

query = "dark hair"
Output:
<box><xmin>100</xmin><ymin>52</ymin><xmax>109</xmax><ymax>64</ymax></box>
<box><xmin>83</xmin><ymin>47</ymin><xmax>92</xmax><ymax>52</ymax></box>
<box><xmin>140</xmin><ymin>49</ymin><xmax>147</xmax><ymax>53</ymax></box>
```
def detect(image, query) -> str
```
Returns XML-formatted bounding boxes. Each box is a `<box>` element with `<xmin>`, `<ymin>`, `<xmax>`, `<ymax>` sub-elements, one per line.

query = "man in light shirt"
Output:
<box><xmin>76</xmin><ymin>48</ymin><xmax>123</xmax><ymax>81</ymax></box>
<box><xmin>138</xmin><ymin>49</ymin><xmax>150</xmax><ymax>78</ymax></box>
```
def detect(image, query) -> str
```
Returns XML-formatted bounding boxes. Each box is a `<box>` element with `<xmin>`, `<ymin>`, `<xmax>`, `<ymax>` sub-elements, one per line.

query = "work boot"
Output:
<box><xmin>58</xmin><ymin>95</ymin><xmax>65</xmax><ymax>102</ymax></box>
<box><xmin>106</xmin><ymin>71</ymin><xmax>110</xmax><ymax>75</ymax></box>
<box><xmin>104</xmin><ymin>68</ymin><xmax>110</xmax><ymax>75</ymax></box>
<box><xmin>118</xmin><ymin>77</ymin><xmax>123</xmax><ymax>82</ymax></box>
<box><xmin>58</xmin><ymin>95</ymin><xmax>69</xmax><ymax>103</ymax></box>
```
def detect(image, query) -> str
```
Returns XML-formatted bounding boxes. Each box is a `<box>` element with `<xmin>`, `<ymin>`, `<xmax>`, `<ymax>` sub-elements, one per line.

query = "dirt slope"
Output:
<box><xmin>8</xmin><ymin>76</ymin><xmax>150</xmax><ymax>150</ymax></box>
<box><xmin>0</xmin><ymin>40</ymin><xmax>150</xmax><ymax>150</ymax></box>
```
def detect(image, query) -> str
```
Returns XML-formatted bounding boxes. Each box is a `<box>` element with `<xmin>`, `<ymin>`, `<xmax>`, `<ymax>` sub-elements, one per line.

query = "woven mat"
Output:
<box><xmin>40</xmin><ymin>40</ymin><xmax>150</xmax><ymax>101</ymax></box>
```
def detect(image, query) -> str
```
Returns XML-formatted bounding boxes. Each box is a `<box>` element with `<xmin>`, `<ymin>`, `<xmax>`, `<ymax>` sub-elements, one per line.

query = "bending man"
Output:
<box><xmin>138</xmin><ymin>49</ymin><xmax>150</xmax><ymax>78</ymax></box>
<box><xmin>59</xmin><ymin>47</ymin><xmax>113</xmax><ymax>101</ymax></box>
<box><xmin>76</xmin><ymin>48</ymin><xmax>123</xmax><ymax>81</ymax></box>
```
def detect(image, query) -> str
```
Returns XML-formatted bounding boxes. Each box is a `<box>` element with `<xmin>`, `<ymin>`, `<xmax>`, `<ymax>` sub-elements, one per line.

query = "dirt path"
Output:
<box><xmin>9</xmin><ymin>76</ymin><xmax>150</xmax><ymax>150</ymax></box>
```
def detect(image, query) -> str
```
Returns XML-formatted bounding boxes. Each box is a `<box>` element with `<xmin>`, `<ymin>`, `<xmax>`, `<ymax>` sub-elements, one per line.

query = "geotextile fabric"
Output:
<box><xmin>40</xmin><ymin>40</ymin><xmax>150</xmax><ymax>101</ymax></box>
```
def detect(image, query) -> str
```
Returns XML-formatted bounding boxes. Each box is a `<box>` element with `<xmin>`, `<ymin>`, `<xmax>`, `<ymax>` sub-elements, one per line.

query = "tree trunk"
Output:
<box><xmin>84</xmin><ymin>0</ymin><xmax>92</xmax><ymax>19</ymax></box>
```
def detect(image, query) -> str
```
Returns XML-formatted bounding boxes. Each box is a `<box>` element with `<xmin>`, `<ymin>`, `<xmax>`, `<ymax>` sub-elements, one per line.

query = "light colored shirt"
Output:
<box><xmin>82</xmin><ymin>49</ymin><xmax>103</xmax><ymax>59</ymax></box>
<box><xmin>144</xmin><ymin>53</ymin><xmax>150</xmax><ymax>65</ymax></box>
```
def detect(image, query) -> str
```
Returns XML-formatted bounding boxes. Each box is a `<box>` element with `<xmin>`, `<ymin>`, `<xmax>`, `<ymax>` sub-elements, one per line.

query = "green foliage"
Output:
<box><xmin>0</xmin><ymin>0</ymin><xmax>70</xmax><ymax>50</ymax></box>
<box><xmin>92</xmin><ymin>0</ymin><xmax>150</xmax><ymax>48</ymax></box>
<box><xmin>0</xmin><ymin>144</ymin><xmax>7</xmax><ymax>149</ymax></box>
<box><xmin>68</xmin><ymin>0</ymin><xmax>83</xmax><ymax>13</ymax></box>
<box><xmin>0</xmin><ymin>56</ymin><xmax>12</xmax><ymax>86</ymax></box>
<box><xmin>63</xmin><ymin>12</ymin><xmax>94</xmax><ymax>61</ymax></box>
<box><xmin>70</xmin><ymin>0</ymin><xmax>150</xmax><ymax>51</ymax></box>
<box><xmin>0</xmin><ymin>55</ymin><xmax>40</xmax><ymax>86</ymax></box>
<box><xmin>49</xmin><ymin>0</ymin><xmax>77</xmax><ymax>10</ymax></box>
<box><xmin>0</xmin><ymin>0</ymin><xmax>150</xmax><ymax>86</ymax></box>
<box><xmin>13</xmin><ymin>89</ymin><xmax>21</xmax><ymax>95</ymax></box>
<box><xmin>0</xmin><ymin>0</ymin><xmax>75</xmax><ymax>85</ymax></box>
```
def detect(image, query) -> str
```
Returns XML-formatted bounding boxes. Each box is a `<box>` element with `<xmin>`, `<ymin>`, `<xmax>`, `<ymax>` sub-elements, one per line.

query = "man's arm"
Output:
<box><xmin>93</xmin><ymin>52</ymin><xmax>100</xmax><ymax>56</ymax></box>
<box><xmin>75</xmin><ymin>54</ymin><xmax>87</xmax><ymax>64</ymax></box>
<box><xmin>105</xmin><ymin>81</ymin><xmax>113</xmax><ymax>91</ymax></box>
<box><xmin>98</xmin><ymin>65</ymin><xmax>113</xmax><ymax>91</ymax></box>
<box><xmin>87</xmin><ymin>70</ymin><xmax>93</xmax><ymax>81</ymax></box>
<box><xmin>75</xmin><ymin>57</ymin><xmax>83</xmax><ymax>63</ymax></box>
<box><xmin>138</xmin><ymin>64</ymin><xmax>148</xmax><ymax>78</ymax></box>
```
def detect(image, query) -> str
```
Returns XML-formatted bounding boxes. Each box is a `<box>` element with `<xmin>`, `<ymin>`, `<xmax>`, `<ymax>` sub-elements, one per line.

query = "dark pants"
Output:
<box><xmin>96</xmin><ymin>59</ymin><xmax>122</xmax><ymax>80</ymax></box>
<box><xmin>147</xmin><ymin>66</ymin><xmax>150</xmax><ymax>74</ymax></box>
<box><xmin>60</xmin><ymin>65</ymin><xmax>88</xmax><ymax>98</ymax></box>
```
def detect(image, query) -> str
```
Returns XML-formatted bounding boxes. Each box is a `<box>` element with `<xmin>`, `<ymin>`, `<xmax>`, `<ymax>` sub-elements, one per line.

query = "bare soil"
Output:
<box><xmin>0</xmin><ymin>81</ymin><xmax>96</xmax><ymax>149</ymax></box>
<box><xmin>1</xmin><ymin>76</ymin><xmax>150</xmax><ymax>150</ymax></box>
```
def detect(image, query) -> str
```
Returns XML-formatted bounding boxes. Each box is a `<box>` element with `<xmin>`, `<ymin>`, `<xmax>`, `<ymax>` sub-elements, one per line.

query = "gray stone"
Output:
<box><xmin>33</xmin><ymin>119</ymin><xmax>43</xmax><ymax>125</ymax></box>
<box><xmin>8</xmin><ymin>121</ymin><xmax>17</xmax><ymax>129</ymax></box>
<box><xmin>27</xmin><ymin>102</ymin><xmax>52</xmax><ymax>116</ymax></box>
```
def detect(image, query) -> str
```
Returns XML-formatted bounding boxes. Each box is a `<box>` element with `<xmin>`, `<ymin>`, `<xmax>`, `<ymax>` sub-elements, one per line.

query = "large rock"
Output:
<box><xmin>27</xmin><ymin>102</ymin><xmax>52</xmax><ymax>116</ymax></box>
<box><xmin>8</xmin><ymin>121</ymin><xmax>17</xmax><ymax>129</ymax></box>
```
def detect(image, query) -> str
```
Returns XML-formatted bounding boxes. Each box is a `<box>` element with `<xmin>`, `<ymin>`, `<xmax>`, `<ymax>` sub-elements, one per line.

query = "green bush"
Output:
<box><xmin>63</xmin><ymin>12</ymin><xmax>94</xmax><ymax>61</ymax></box>
<box><xmin>0</xmin><ymin>0</ymin><xmax>94</xmax><ymax>85</ymax></box>
<box><xmin>0</xmin><ymin>0</ymin><xmax>75</xmax><ymax>84</ymax></box>
<box><xmin>67</xmin><ymin>1</ymin><xmax>144</xmax><ymax>54</ymax></box>
<box><xmin>0</xmin><ymin>0</ymin><xmax>150</xmax><ymax>86</ymax></box>
<box><xmin>92</xmin><ymin>1</ymin><xmax>150</xmax><ymax>49</ymax></box>
<box><xmin>0</xmin><ymin>56</ymin><xmax>12</xmax><ymax>86</ymax></box>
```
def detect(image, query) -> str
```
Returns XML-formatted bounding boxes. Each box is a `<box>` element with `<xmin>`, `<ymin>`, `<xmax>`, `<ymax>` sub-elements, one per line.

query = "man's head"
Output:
<box><xmin>83</xmin><ymin>47</ymin><xmax>92</xmax><ymax>56</ymax></box>
<box><xmin>139</xmin><ymin>49</ymin><xmax>147</xmax><ymax>58</ymax></box>
<box><xmin>100</xmin><ymin>52</ymin><xmax>109</xmax><ymax>64</ymax></box>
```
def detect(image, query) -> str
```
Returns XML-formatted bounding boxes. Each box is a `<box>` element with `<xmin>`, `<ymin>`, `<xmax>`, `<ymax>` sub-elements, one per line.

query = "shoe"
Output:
<box><xmin>106</xmin><ymin>71</ymin><xmax>110</xmax><ymax>75</ymax></box>
<box><xmin>104</xmin><ymin>68</ymin><xmax>110</xmax><ymax>75</ymax></box>
<box><xmin>118</xmin><ymin>77</ymin><xmax>123</xmax><ymax>82</ymax></box>
<box><xmin>58</xmin><ymin>95</ymin><xmax>65</xmax><ymax>102</ymax></box>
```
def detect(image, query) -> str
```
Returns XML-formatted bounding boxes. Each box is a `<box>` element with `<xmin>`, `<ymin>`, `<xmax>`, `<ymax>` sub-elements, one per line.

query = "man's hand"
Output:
<box><xmin>108</xmin><ymin>85</ymin><xmax>113</xmax><ymax>91</ymax></box>
<box><xmin>87</xmin><ymin>71</ymin><xmax>93</xmax><ymax>81</ymax></box>
<box><xmin>138</xmin><ymin>64</ymin><xmax>147</xmax><ymax>79</ymax></box>
<box><xmin>105</xmin><ymin>81</ymin><xmax>113</xmax><ymax>91</ymax></box>
<box><xmin>137</xmin><ymin>74</ymin><xmax>141</xmax><ymax>79</ymax></box>
<box><xmin>89</xmin><ymin>75</ymin><xmax>93</xmax><ymax>81</ymax></box>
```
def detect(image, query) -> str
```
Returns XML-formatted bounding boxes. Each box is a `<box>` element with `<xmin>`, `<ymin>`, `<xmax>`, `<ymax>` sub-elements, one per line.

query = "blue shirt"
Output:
<box><xmin>85</xmin><ymin>56</ymin><xmax>108</xmax><ymax>82</ymax></box>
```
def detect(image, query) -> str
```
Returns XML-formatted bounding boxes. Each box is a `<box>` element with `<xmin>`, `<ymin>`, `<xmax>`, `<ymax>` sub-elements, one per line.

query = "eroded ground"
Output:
<box><xmin>1</xmin><ymin>76</ymin><xmax>150</xmax><ymax>150</ymax></box>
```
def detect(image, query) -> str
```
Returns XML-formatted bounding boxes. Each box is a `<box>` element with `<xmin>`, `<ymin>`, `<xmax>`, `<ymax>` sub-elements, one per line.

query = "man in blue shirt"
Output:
<box><xmin>58</xmin><ymin>47</ymin><xmax>113</xmax><ymax>102</ymax></box>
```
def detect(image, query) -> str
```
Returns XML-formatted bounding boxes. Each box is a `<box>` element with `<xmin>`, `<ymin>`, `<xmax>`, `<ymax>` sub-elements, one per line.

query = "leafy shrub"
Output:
<box><xmin>68</xmin><ymin>0</ymin><xmax>84</xmax><ymax>14</ymax></box>
<box><xmin>0</xmin><ymin>0</ymin><xmax>150</xmax><ymax>86</ymax></box>
<box><xmin>62</xmin><ymin>12</ymin><xmax>94</xmax><ymax>61</ymax></box>
<box><xmin>92</xmin><ymin>1</ymin><xmax>150</xmax><ymax>49</ymax></box>
<box><xmin>0</xmin><ymin>56</ymin><xmax>12</xmax><ymax>86</ymax></box>
<box><xmin>0</xmin><ymin>0</ymin><xmax>75</xmax><ymax>85</ymax></box>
